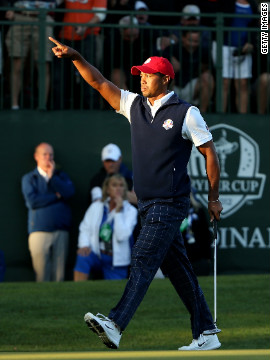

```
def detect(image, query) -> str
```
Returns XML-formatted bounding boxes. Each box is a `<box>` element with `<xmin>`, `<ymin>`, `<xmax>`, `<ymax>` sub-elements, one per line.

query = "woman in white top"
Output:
<box><xmin>74</xmin><ymin>174</ymin><xmax>138</xmax><ymax>281</ymax></box>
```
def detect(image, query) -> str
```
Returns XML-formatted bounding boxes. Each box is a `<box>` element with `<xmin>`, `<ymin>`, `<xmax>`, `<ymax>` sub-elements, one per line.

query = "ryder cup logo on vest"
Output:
<box><xmin>188</xmin><ymin>124</ymin><xmax>266</xmax><ymax>218</ymax></box>
<box><xmin>162</xmin><ymin>119</ymin><xmax>174</xmax><ymax>130</ymax></box>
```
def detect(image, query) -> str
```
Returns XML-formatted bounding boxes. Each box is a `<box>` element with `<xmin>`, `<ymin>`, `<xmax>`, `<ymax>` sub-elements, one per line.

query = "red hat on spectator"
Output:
<box><xmin>131</xmin><ymin>57</ymin><xmax>175</xmax><ymax>79</ymax></box>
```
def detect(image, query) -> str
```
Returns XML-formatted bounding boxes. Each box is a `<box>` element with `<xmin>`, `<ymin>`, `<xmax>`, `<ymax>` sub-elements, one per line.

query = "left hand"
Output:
<box><xmin>208</xmin><ymin>200</ymin><xmax>223</xmax><ymax>222</ymax></box>
<box><xmin>55</xmin><ymin>192</ymin><xmax>61</xmax><ymax>199</ymax></box>
<box><xmin>242</xmin><ymin>42</ymin><xmax>253</xmax><ymax>54</ymax></box>
<box><xmin>47</xmin><ymin>160</ymin><xmax>55</xmax><ymax>179</ymax></box>
<box><xmin>75</xmin><ymin>26</ymin><xmax>86</xmax><ymax>37</ymax></box>
<box><xmin>49</xmin><ymin>37</ymin><xmax>80</xmax><ymax>60</ymax></box>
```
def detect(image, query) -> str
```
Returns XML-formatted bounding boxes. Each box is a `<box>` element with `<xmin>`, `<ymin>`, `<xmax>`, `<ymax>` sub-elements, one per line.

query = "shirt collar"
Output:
<box><xmin>37</xmin><ymin>167</ymin><xmax>49</xmax><ymax>182</ymax></box>
<box><xmin>146</xmin><ymin>91</ymin><xmax>174</xmax><ymax>108</ymax></box>
<box><xmin>146</xmin><ymin>91</ymin><xmax>174</xmax><ymax>117</ymax></box>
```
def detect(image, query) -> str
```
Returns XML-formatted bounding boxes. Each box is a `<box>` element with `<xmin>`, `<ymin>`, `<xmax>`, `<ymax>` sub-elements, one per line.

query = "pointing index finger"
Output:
<box><xmin>49</xmin><ymin>37</ymin><xmax>62</xmax><ymax>47</ymax></box>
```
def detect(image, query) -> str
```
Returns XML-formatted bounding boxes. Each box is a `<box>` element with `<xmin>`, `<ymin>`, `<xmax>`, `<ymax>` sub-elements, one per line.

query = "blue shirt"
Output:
<box><xmin>225</xmin><ymin>2</ymin><xmax>253</xmax><ymax>47</ymax></box>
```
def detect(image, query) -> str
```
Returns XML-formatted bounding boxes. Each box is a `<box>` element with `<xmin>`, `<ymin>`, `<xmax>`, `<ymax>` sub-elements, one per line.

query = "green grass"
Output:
<box><xmin>1</xmin><ymin>350</ymin><xmax>270</xmax><ymax>360</ymax></box>
<box><xmin>0</xmin><ymin>274</ymin><xmax>269</xmax><ymax>352</ymax></box>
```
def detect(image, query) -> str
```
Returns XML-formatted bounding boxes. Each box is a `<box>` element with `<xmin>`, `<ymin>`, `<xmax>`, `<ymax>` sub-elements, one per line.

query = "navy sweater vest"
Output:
<box><xmin>130</xmin><ymin>93</ymin><xmax>192</xmax><ymax>200</ymax></box>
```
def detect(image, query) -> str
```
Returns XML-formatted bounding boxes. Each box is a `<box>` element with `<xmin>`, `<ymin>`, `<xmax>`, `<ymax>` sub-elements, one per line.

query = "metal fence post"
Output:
<box><xmin>215</xmin><ymin>13</ymin><xmax>224</xmax><ymax>114</ymax></box>
<box><xmin>38</xmin><ymin>9</ymin><xmax>46</xmax><ymax>111</ymax></box>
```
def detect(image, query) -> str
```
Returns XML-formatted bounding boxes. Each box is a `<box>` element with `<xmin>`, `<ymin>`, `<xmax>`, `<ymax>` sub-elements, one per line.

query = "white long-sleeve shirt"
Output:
<box><xmin>78</xmin><ymin>199</ymin><xmax>138</xmax><ymax>266</ymax></box>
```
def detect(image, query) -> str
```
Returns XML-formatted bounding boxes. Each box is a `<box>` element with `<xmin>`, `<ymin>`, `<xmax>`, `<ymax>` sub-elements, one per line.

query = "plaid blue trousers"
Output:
<box><xmin>109</xmin><ymin>197</ymin><xmax>215</xmax><ymax>339</ymax></box>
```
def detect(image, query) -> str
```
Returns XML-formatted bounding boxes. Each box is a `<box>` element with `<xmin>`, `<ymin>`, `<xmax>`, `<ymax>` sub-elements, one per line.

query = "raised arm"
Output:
<box><xmin>197</xmin><ymin>140</ymin><xmax>223</xmax><ymax>221</ymax></box>
<box><xmin>49</xmin><ymin>37</ymin><xmax>121</xmax><ymax>111</ymax></box>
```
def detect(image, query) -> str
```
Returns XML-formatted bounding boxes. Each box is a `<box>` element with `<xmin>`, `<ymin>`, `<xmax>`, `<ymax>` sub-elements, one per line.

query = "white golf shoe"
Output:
<box><xmin>84</xmin><ymin>312</ymin><xmax>122</xmax><ymax>349</ymax></box>
<box><xmin>178</xmin><ymin>334</ymin><xmax>221</xmax><ymax>351</ymax></box>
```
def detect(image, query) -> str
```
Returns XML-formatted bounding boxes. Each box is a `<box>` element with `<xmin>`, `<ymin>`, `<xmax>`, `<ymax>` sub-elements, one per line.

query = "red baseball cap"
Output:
<box><xmin>131</xmin><ymin>56</ymin><xmax>175</xmax><ymax>79</ymax></box>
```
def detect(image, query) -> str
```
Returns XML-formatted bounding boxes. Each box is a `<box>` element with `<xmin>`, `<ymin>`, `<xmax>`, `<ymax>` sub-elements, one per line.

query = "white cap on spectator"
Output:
<box><xmin>119</xmin><ymin>15</ymin><xmax>139</xmax><ymax>25</ymax></box>
<box><xmin>101</xmin><ymin>144</ymin><xmax>122</xmax><ymax>161</ymax></box>
<box><xmin>135</xmin><ymin>1</ymin><xmax>149</xmax><ymax>11</ymax></box>
<box><xmin>91</xmin><ymin>186</ymin><xmax>102</xmax><ymax>202</ymax></box>
<box><xmin>182</xmin><ymin>4</ymin><xmax>200</xmax><ymax>20</ymax></box>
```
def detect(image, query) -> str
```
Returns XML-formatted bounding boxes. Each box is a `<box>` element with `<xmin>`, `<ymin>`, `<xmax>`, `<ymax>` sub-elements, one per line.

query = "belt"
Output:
<box><xmin>21</xmin><ymin>12</ymin><xmax>39</xmax><ymax>17</ymax></box>
<box><xmin>100</xmin><ymin>249</ymin><xmax>113</xmax><ymax>257</ymax></box>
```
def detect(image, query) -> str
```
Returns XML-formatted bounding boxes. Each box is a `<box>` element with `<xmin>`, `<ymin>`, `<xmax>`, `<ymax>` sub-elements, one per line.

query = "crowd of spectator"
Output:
<box><xmin>0</xmin><ymin>0</ymin><xmax>269</xmax><ymax>113</ymax></box>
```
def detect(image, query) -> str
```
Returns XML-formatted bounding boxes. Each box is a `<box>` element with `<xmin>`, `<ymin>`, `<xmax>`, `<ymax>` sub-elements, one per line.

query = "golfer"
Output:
<box><xmin>50</xmin><ymin>37</ymin><xmax>223</xmax><ymax>351</ymax></box>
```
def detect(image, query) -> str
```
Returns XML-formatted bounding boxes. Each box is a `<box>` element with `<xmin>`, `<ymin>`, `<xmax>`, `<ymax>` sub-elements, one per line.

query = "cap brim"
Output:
<box><xmin>131</xmin><ymin>65</ymin><xmax>157</xmax><ymax>75</ymax></box>
<box><xmin>183</xmin><ymin>15</ymin><xmax>200</xmax><ymax>20</ymax></box>
<box><xmin>102</xmin><ymin>157</ymin><xmax>118</xmax><ymax>161</ymax></box>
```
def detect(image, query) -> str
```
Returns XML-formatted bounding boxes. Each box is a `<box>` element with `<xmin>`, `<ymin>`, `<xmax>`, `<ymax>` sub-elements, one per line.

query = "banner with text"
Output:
<box><xmin>188</xmin><ymin>117</ymin><xmax>269</xmax><ymax>273</ymax></box>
